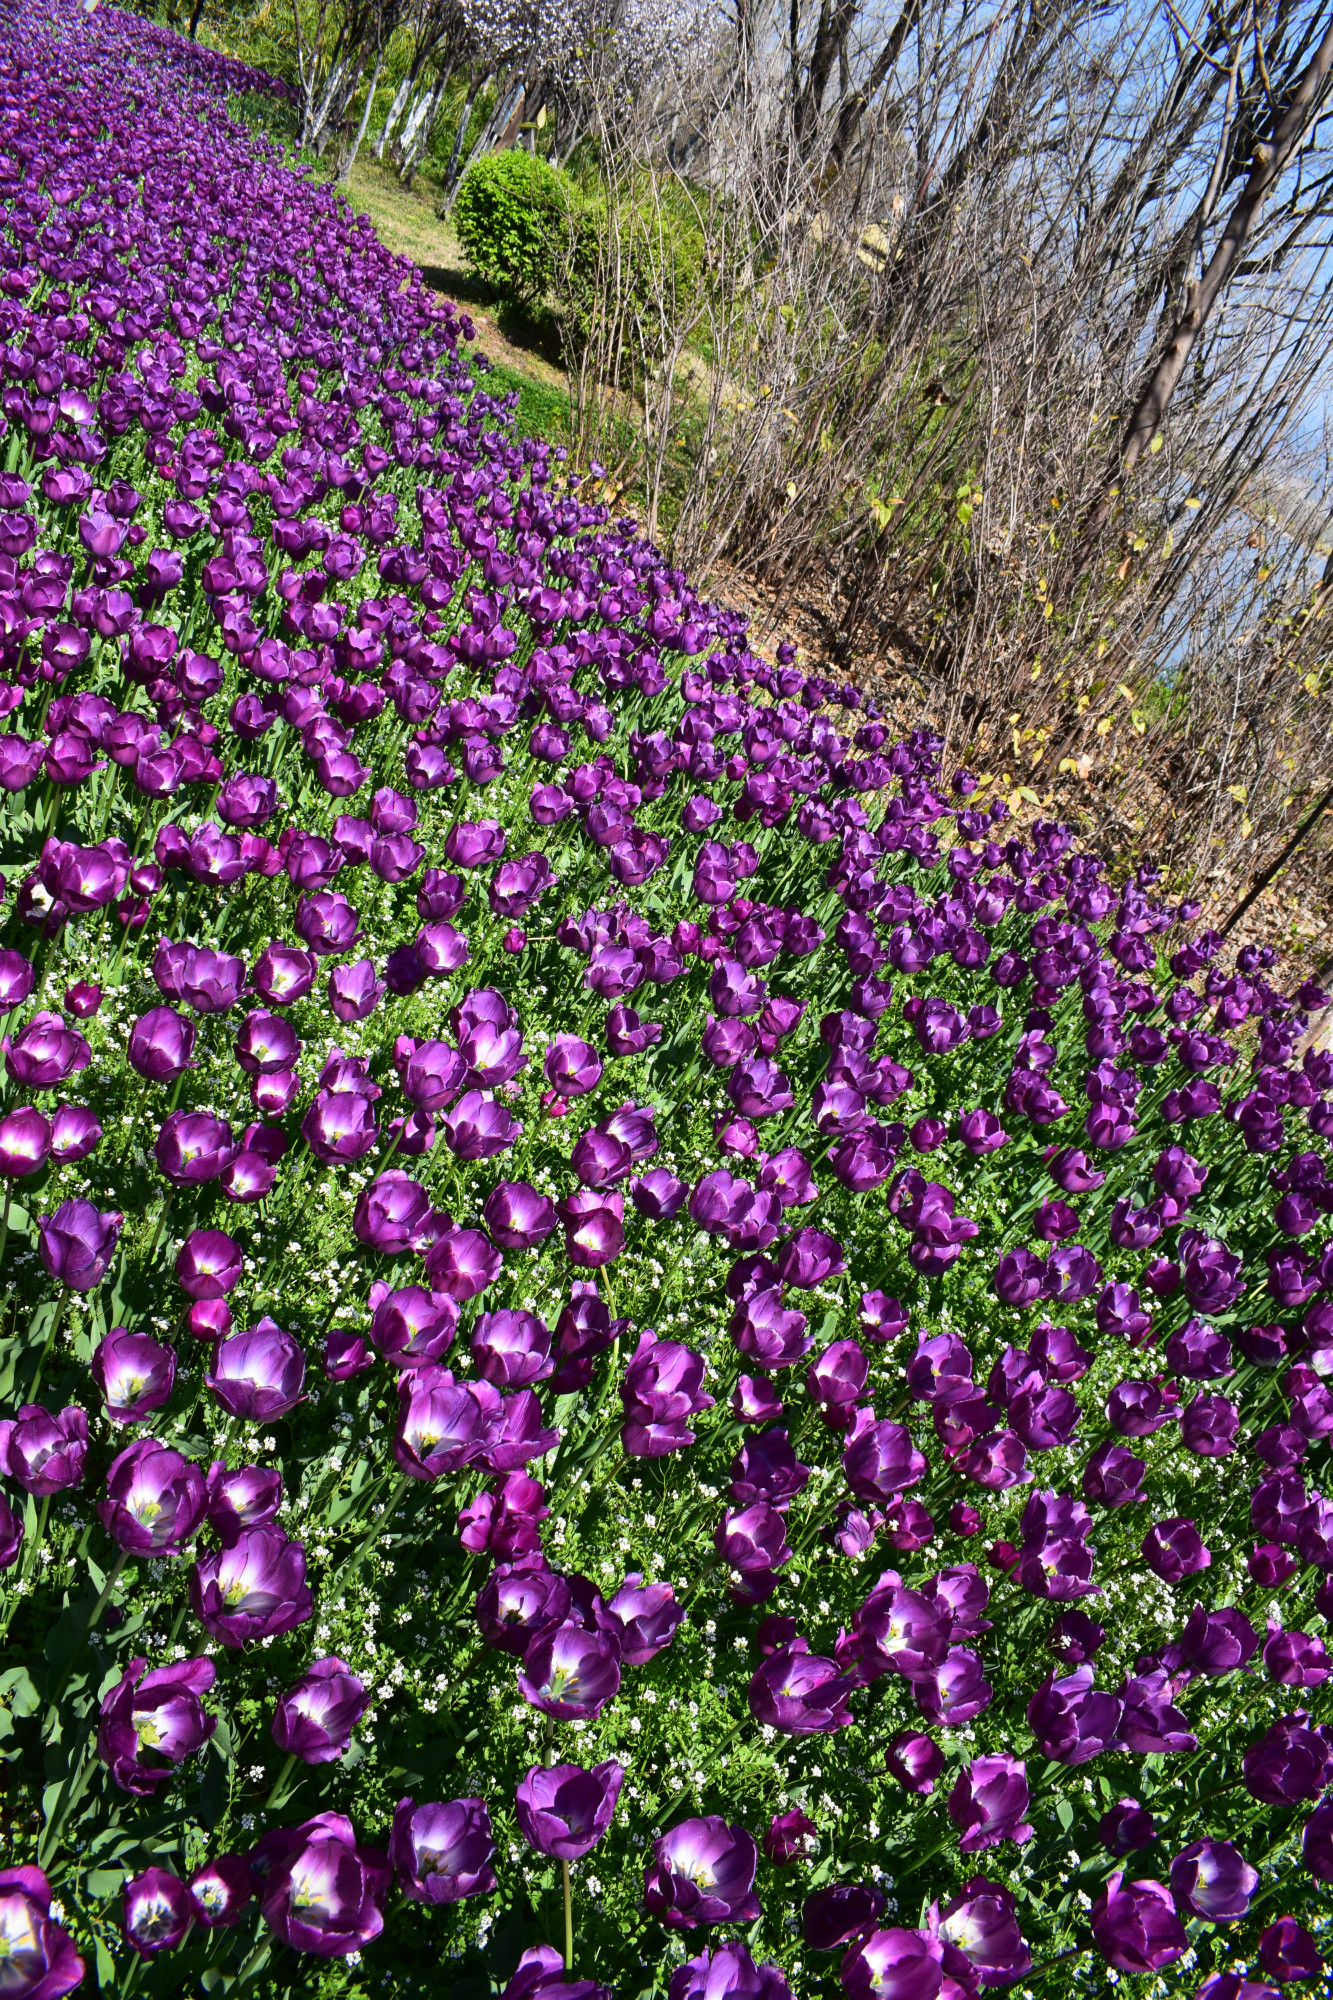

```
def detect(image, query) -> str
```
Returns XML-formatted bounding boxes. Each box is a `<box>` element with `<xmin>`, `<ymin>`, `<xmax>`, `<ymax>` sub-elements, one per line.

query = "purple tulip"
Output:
<box><xmin>606</xmin><ymin>1576</ymin><xmax>685</xmax><ymax>1663</ymax></box>
<box><xmin>1083</xmin><ymin>1440</ymin><xmax>1147</xmax><ymax>1508</ymax></box>
<box><xmin>441</xmin><ymin>1089</ymin><xmax>523</xmax><ymax>1161</ymax></box>
<box><xmin>762</xmin><ymin>1810</ymin><xmax>817</xmax><ymax>1864</ymax></box>
<box><xmin>802</xmin><ymin>1882</ymin><xmax>887</xmax><ymax>1950</ymax></box>
<box><xmin>472</xmin><ymin>1309</ymin><xmax>553</xmax><ymax>1389</ymax></box>
<box><xmin>251</xmin><ymin>941</ymin><xmax>318</xmax><ymax>1005</ymax></box>
<box><xmin>394</xmin><ymin>1370</ymin><xmax>486</xmax><ymax>1479</ymax></box>
<box><xmin>913</xmin><ymin>1646</ymin><xmax>994</xmax><ymax>1727</ymax></box>
<box><xmin>642</xmin><ymin>1818</ymin><xmax>760</xmax><ymax>1929</ymax></box>
<box><xmin>99</xmin><ymin>1440</ymin><xmax>207</xmax><ymax>1555</ymax></box>
<box><xmin>630</xmin><ymin>1167</ymin><xmax>689</xmax><ymax>1219</ymax></box>
<box><xmin>1170</xmin><ymin>1838</ymin><xmax>1258</xmax><ymax>1921</ymax></box>
<box><xmin>516</xmin><ymin>1760</ymin><xmax>624</xmax><ymax>1859</ymax></box>
<box><xmin>204</xmin><ymin>1462</ymin><xmax>282</xmax><ymax>1547</ymax></box>
<box><xmin>0</xmin><ymin>1403</ymin><xmax>87</xmax><ymax>1495</ymax></box>
<box><xmin>733</xmin><ymin>1374</ymin><xmax>784</xmax><ymax>1422</ymax></box>
<box><xmin>859</xmin><ymin>1292</ymin><xmax>909</xmax><ymax>1344</ymax></box>
<box><xmin>3</xmin><ymin>1011</ymin><xmax>91</xmax><ymax>1089</ymax></box>
<box><xmin>0</xmin><ymin>1107</ymin><xmax>50</xmax><ymax>1178</ymax></box>
<box><xmin>424</xmin><ymin>1226</ymin><xmax>502</xmax><ymax>1300</ymax></box>
<box><xmin>1107</xmin><ymin>1379</ymin><xmax>1175</xmax><ymax>1437</ymax></box>
<box><xmin>189</xmin><ymin>1525</ymin><xmax>313</xmax><ymax>1647</ymax></box>
<box><xmin>92</xmin><ymin>1329</ymin><xmax>176</xmax><ymax>1425</ymax></box>
<box><xmin>1090</xmin><ymin>1872</ymin><xmax>1188</xmax><ymax>1973</ymax></box>
<box><xmin>459</xmin><ymin>1474</ymin><xmax>549</xmax><ymax>1561</ymax></box>
<box><xmin>484</xmin><ymin>1180</ymin><xmax>558</xmax><ymax>1249</ymax></box>
<box><xmin>1264</xmin><ymin>1629</ymin><xmax>1330</xmax><ymax>1687</ymax></box>
<box><xmin>189</xmin><ymin>1856</ymin><xmax>253</xmax><ymax>1930</ymax></box>
<box><xmin>1258</xmin><ymin>1917</ymin><xmax>1324</xmax><ymax>1984</ymax></box>
<box><xmin>391</xmin><ymin>1796</ymin><xmax>496</xmax><ymax>1904</ymax></box>
<box><xmin>1305</xmin><ymin>1797</ymin><xmax>1333</xmax><ymax>1878</ymax></box>
<box><xmin>1165</xmin><ymin>1603</ymin><xmax>1259</xmax><ymax>1676</ymax></box>
<box><xmin>716</xmin><ymin>1502</ymin><xmax>792</xmax><ymax>1573</ymax></box>
<box><xmin>843</xmin><ymin>1409</ymin><xmax>927</xmax><ymax>1503</ymax></box>
<box><xmin>38</xmin><ymin>1198</ymin><xmax>122</xmax><ymax>1290</ymax></box>
<box><xmin>205</xmin><ymin>1319</ymin><xmax>304</xmax><ymax>1421</ymax></box>
<box><xmin>476</xmin><ymin>1561</ymin><xmax>573</xmax><ymax>1655</ymax></box>
<box><xmin>174</xmin><ymin>1231</ymin><xmax>243</xmax><ymax>1302</ymax></box>
<box><xmin>929</xmin><ymin>1877</ymin><xmax>1032</xmax><ymax>1988</ymax></box>
<box><xmin>840</xmin><ymin>1929</ymin><xmax>968</xmax><ymax>2000</ymax></box>
<box><xmin>1117</xmin><ymin>1669</ymin><xmax>1198</xmax><ymax>1754</ymax></box>
<box><xmin>773</xmin><ymin>1225</ymin><xmax>845</xmax><ymax>1289</ymax></box>
<box><xmin>271</xmin><ymin>1657</ymin><xmax>368</xmax><ymax>1763</ymax></box>
<box><xmin>622</xmin><ymin>1330</ymin><xmax>714</xmax><ymax>1455</ymax></box>
<box><xmin>154</xmin><ymin>1110</ymin><xmax>237</xmax><ymax>1186</ymax></box>
<box><xmin>518</xmin><ymin>1622</ymin><xmax>621</xmax><ymax>1721</ymax></box>
<box><xmin>1142</xmin><ymin>1516</ymin><xmax>1210</xmax><ymax>1583</ymax></box>
<box><xmin>545</xmin><ymin>1035</ymin><xmax>603</xmax><ymax>1098</ymax></box>
<box><xmin>367</xmin><ymin>1285</ymin><xmax>457</xmax><ymax>1369</ymax></box>
<box><xmin>669</xmin><ymin>1942</ymin><xmax>790</xmax><ymax>2000</ymax></box>
<box><xmin>328</xmin><ymin>958</ymin><xmax>384</xmax><ymax>1021</ymax></box>
<box><xmin>1179</xmin><ymin>1393</ymin><xmax>1239</xmax><ymax>1456</ymax></box>
<box><xmin>127</xmin><ymin>1004</ymin><xmax>196</xmax><ymax>1083</ymax></box>
<box><xmin>254</xmin><ymin>1811</ymin><xmax>389</xmax><ymax>1957</ymax></box>
<box><xmin>885</xmin><ymin>1730</ymin><xmax>945</xmax><ymax>1794</ymax></box>
<box><xmin>97</xmin><ymin>1655</ymin><xmax>216</xmax><ymax>1794</ymax></box>
<box><xmin>1243</xmin><ymin>1711</ymin><xmax>1333</xmax><ymax>1803</ymax></box>
<box><xmin>0</xmin><ymin>1495</ymin><xmax>21</xmax><ymax>1570</ymax></box>
<box><xmin>0</xmin><ymin>951</ymin><xmax>36</xmax><ymax>1009</ymax></box>
<box><xmin>730</xmin><ymin>1286</ymin><xmax>810</xmax><ymax>1369</ymax></box>
<box><xmin>947</xmin><ymin>1755</ymin><xmax>1032</xmax><ymax>1851</ymax></box>
<box><xmin>48</xmin><ymin>1103</ymin><xmax>101</xmax><ymax>1166</ymax></box>
<box><xmin>295</xmin><ymin>890</ymin><xmax>361</xmax><ymax>958</ymax></box>
<box><xmin>749</xmin><ymin>1641</ymin><xmax>853</xmax><ymax>1733</ymax></box>
<box><xmin>1101</xmin><ymin>1798</ymin><xmax>1156</xmax><ymax>1854</ymax></box>
<box><xmin>1027</xmin><ymin>1665</ymin><xmax>1123</xmax><ymax>1763</ymax></box>
<box><xmin>122</xmin><ymin>1868</ymin><xmax>198</xmax><ymax>1955</ymax></box>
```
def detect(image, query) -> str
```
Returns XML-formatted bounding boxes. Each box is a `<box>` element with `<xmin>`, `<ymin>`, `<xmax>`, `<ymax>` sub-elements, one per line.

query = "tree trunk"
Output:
<box><xmin>1082</xmin><ymin>16</ymin><xmax>1333</xmax><ymax>543</ymax></box>
<box><xmin>338</xmin><ymin>48</ymin><xmax>384</xmax><ymax>183</ymax></box>
<box><xmin>394</xmin><ymin>65</ymin><xmax>452</xmax><ymax>183</ymax></box>
<box><xmin>437</xmin><ymin>69</ymin><xmax>490</xmax><ymax>209</ymax></box>
<box><xmin>375</xmin><ymin>70</ymin><xmax>415</xmax><ymax>158</ymax></box>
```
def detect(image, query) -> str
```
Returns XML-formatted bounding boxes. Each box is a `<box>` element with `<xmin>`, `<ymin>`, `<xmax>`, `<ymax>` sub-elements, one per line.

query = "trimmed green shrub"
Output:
<box><xmin>453</xmin><ymin>147</ymin><xmax>572</xmax><ymax>307</ymax></box>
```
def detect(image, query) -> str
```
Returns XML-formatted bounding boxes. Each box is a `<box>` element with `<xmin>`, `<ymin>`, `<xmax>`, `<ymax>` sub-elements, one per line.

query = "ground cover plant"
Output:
<box><xmin>1</xmin><ymin>5</ymin><xmax>1333</xmax><ymax>1998</ymax></box>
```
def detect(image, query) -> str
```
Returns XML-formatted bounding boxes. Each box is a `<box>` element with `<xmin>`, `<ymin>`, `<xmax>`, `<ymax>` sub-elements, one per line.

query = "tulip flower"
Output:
<box><xmin>642</xmin><ymin>1817</ymin><xmax>760</xmax><ymax>1928</ymax></box>
<box><xmin>254</xmin><ymin>1811</ymin><xmax>389</xmax><ymax>1956</ymax></box>
<box><xmin>391</xmin><ymin>1796</ymin><xmax>497</xmax><ymax>1904</ymax></box>
<box><xmin>189</xmin><ymin>1855</ymin><xmax>253</xmax><ymax>1929</ymax></box>
<box><xmin>1091</xmin><ymin>1872</ymin><xmax>1188</xmax><ymax>1973</ymax></box>
<box><xmin>189</xmin><ymin>1525</ymin><xmax>313</xmax><ymax>1647</ymax></box>
<box><xmin>122</xmin><ymin>1868</ymin><xmax>198</xmax><ymax>1956</ymax></box>
<box><xmin>97</xmin><ymin>1656</ymin><xmax>216</xmax><ymax>1794</ymax></box>
<box><xmin>92</xmin><ymin>1329</ymin><xmax>176</xmax><ymax>1425</ymax></box>
<box><xmin>271</xmin><ymin>1657</ymin><xmax>369</xmax><ymax>1762</ymax></box>
<box><xmin>516</xmin><ymin>1760</ymin><xmax>623</xmax><ymax>1859</ymax></box>
<box><xmin>0</xmin><ymin>1864</ymin><xmax>85</xmax><ymax>1993</ymax></box>
<box><xmin>0</xmin><ymin>1404</ymin><xmax>87</xmax><ymax>1494</ymax></box>
<box><xmin>518</xmin><ymin>1622</ymin><xmax>621</xmax><ymax>1721</ymax></box>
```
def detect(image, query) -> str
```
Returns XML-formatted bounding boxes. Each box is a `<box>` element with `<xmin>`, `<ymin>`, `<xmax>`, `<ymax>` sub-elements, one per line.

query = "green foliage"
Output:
<box><xmin>561</xmin><ymin>174</ymin><xmax>707</xmax><ymax>349</ymax></box>
<box><xmin>454</xmin><ymin>147</ymin><xmax>573</xmax><ymax>307</ymax></box>
<box><xmin>478</xmin><ymin>359</ymin><xmax>571</xmax><ymax>444</ymax></box>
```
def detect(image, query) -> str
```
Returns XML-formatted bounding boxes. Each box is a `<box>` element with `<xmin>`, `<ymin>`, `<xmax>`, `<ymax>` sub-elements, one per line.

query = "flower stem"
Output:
<box><xmin>264</xmin><ymin>1750</ymin><xmax>300</xmax><ymax>1811</ymax></box>
<box><xmin>563</xmin><ymin>1858</ymin><xmax>573</xmax><ymax>1972</ymax></box>
<box><xmin>0</xmin><ymin>1184</ymin><xmax>12</xmax><ymax>1272</ymax></box>
<box><xmin>330</xmin><ymin>1470</ymin><xmax>413</xmax><ymax>1593</ymax></box>
<box><xmin>27</xmin><ymin>1292</ymin><xmax>68</xmax><ymax>1406</ymax></box>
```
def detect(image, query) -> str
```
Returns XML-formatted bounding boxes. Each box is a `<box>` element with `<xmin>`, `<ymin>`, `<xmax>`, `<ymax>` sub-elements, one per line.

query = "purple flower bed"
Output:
<box><xmin>0</xmin><ymin>4</ymin><xmax>1330</xmax><ymax>1996</ymax></box>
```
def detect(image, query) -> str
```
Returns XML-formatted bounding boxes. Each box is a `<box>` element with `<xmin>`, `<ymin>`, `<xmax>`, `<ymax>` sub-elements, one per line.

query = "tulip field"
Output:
<box><xmin>1</xmin><ymin>4</ymin><xmax>1332</xmax><ymax>1997</ymax></box>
